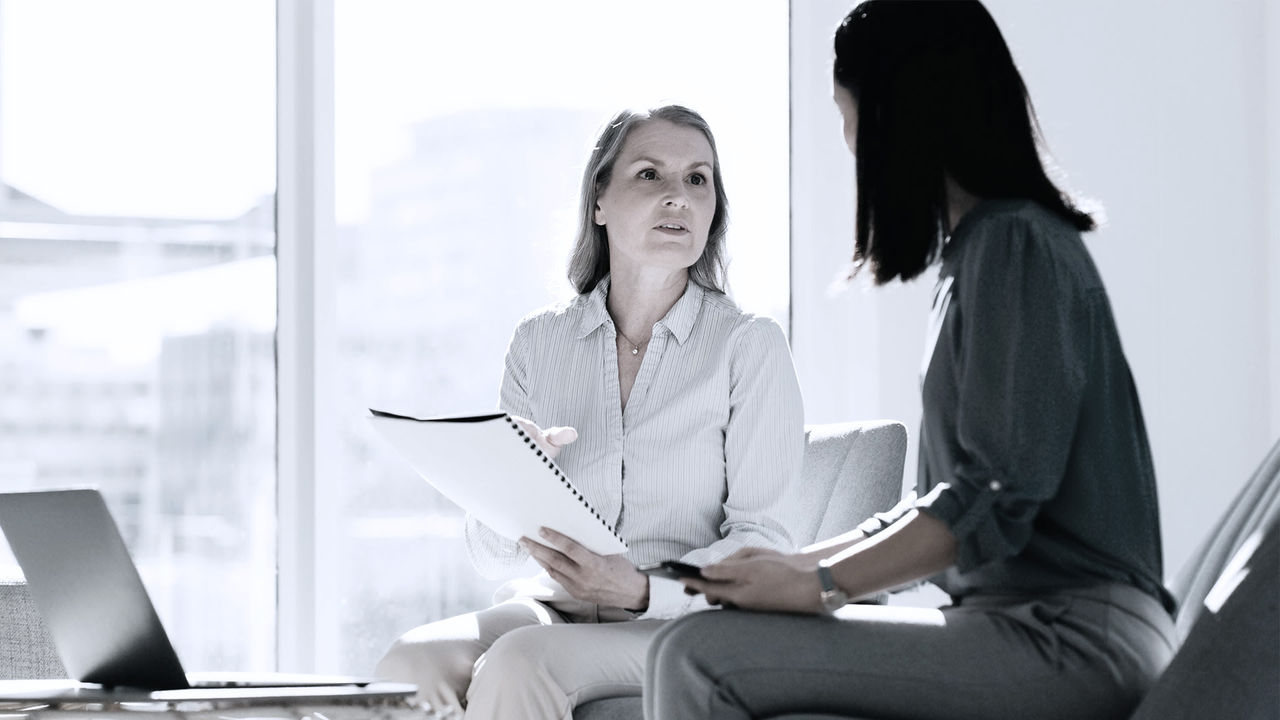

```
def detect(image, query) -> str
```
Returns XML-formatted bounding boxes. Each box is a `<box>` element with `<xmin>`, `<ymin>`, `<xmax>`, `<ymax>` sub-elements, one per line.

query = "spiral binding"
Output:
<box><xmin>506</xmin><ymin>416</ymin><xmax>624</xmax><ymax>544</ymax></box>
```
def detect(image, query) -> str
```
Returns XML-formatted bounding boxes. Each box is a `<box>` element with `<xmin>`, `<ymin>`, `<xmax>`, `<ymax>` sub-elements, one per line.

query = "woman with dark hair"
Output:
<box><xmin>376</xmin><ymin>105</ymin><xmax>803</xmax><ymax>719</ymax></box>
<box><xmin>646</xmin><ymin>3</ymin><xmax>1176</xmax><ymax>719</ymax></box>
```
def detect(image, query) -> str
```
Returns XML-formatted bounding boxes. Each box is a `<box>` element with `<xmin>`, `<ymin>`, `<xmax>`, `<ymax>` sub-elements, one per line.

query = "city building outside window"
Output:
<box><xmin>0</xmin><ymin>0</ymin><xmax>277</xmax><ymax>671</ymax></box>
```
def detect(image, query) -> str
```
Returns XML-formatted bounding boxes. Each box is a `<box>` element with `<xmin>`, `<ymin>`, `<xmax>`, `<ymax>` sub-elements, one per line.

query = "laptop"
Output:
<box><xmin>0</xmin><ymin>488</ymin><xmax>375</xmax><ymax>691</ymax></box>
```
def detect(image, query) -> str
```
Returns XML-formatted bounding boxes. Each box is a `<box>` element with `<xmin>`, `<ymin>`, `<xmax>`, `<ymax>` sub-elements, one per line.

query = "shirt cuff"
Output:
<box><xmin>914</xmin><ymin>479</ymin><xmax>1007</xmax><ymax>571</ymax></box>
<box><xmin>639</xmin><ymin>576</ymin><xmax>710</xmax><ymax>619</ymax></box>
<box><xmin>856</xmin><ymin>491</ymin><xmax>919</xmax><ymax>538</ymax></box>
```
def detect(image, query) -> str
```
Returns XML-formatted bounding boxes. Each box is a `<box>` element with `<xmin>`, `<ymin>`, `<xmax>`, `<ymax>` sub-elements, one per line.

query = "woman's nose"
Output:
<box><xmin>661</xmin><ymin>181</ymin><xmax>690</xmax><ymax>208</ymax></box>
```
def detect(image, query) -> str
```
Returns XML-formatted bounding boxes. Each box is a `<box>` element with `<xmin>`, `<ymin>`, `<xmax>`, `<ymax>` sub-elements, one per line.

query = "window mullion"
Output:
<box><xmin>276</xmin><ymin>0</ymin><xmax>336</xmax><ymax>673</ymax></box>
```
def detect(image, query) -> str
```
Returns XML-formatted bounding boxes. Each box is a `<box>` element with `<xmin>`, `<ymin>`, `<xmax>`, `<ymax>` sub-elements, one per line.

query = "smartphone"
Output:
<box><xmin>637</xmin><ymin>560</ymin><xmax>705</xmax><ymax>581</ymax></box>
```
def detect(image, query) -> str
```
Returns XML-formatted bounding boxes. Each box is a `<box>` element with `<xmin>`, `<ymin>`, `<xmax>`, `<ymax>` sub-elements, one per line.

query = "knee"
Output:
<box><xmin>476</xmin><ymin>625</ymin><xmax>553</xmax><ymax>680</ymax></box>
<box><xmin>374</xmin><ymin>633</ymin><xmax>420</xmax><ymax>683</ymax></box>
<box><xmin>649</xmin><ymin>612</ymin><xmax>726</xmax><ymax>678</ymax></box>
<box><xmin>374</xmin><ymin>625</ymin><xmax>475</xmax><ymax>692</ymax></box>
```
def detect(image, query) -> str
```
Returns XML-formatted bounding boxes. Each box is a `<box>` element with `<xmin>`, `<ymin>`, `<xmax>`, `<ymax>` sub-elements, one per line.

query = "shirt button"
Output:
<box><xmin>988</xmin><ymin>480</ymin><xmax>1002</xmax><ymax>492</ymax></box>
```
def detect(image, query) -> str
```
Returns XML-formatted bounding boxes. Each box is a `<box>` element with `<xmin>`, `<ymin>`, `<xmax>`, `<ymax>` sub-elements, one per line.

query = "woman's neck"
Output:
<box><xmin>945</xmin><ymin>175</ymin><xmax>982</xmax><ymax>234</ymax></box>
<box><xmin>605</xmin><ymin>267</ymin><xmax>688</xmax><ymax>343</ymax></box>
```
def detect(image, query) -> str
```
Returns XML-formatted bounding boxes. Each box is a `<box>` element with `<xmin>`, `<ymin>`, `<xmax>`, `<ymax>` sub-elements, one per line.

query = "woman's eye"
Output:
<box><xmin>638</xmin><ymin>169</ymin><xmax>658</xmax><ymax>181</ymax></box>
<box><xmin>688</xmin><ymin>173</ymin><xmax>706</xmax><ymax>186</ymax></box>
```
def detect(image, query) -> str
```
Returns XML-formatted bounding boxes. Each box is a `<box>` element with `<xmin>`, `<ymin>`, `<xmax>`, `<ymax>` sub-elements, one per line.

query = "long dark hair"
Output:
<box><xmin>835</xmin><ymin>0</ymin><xmax>1096</xmax><ymax>284</ymax></box>
<box><xmin>567</xmin><ymin>105</ymin><xmax>730</xmax><ymax>295</ymax></box>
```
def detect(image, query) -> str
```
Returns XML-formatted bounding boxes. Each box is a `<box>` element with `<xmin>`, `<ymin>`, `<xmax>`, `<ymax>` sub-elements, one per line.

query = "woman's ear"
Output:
<box><xmin>594</xmin><ymin>203</ymin><xmax>606</xmax><ymax>226</ymax></box>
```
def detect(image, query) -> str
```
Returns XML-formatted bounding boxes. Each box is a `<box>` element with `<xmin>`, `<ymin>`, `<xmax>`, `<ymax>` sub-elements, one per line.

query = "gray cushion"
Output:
<box><xmin>0</xmin><ymin>580</ymin><xmax>66</xmax><ymax>679</ymax></box>
<box><xmin>785</xmin><ymin>421</ymin><xmax>907</xmax><ymax>547</ymax></box>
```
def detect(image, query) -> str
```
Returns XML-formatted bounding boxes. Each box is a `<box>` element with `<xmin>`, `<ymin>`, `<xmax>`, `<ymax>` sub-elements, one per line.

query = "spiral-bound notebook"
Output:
<box><xmin>367</xmin><ymin>409</ymin><xmax>628</xmax><ymax>556</ymax></box>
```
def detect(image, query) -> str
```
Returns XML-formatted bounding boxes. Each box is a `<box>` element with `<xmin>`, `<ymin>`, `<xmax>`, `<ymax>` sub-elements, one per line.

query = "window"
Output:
<box><xmin>0</xmin><ymin>1</ymin><xmax>790</xmax><ymax>675</ymax></box>
<box><xmin>0</xmin><ymin>0</ymin><xmax>276</xmax><ymax>670</ymax></box>
<box><xmin>328</xmin><ymin>0</ymin><xmax>789</xmax><ymax>673</ymax></box>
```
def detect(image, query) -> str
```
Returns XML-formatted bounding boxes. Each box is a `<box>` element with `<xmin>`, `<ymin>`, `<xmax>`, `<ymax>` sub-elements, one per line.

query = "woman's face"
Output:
<box><xmin>594</xmin><ymin>119</ymin><xmax>716</xmax><ymax>277</ymax></box>
<box><xmin>833</xmin><ymin>82</ymin><xmax>858</xmax><ymax>155</ymax></box>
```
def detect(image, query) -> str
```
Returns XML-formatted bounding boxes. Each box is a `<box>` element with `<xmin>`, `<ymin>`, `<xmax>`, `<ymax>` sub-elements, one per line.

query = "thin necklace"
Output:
<box><xmin>615</xmin><ymin>327</ymin><xmax>649</xmax><ymax>356</ymax></box>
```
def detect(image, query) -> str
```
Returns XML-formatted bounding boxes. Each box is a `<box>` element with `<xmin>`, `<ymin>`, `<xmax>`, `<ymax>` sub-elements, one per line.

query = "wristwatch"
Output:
<box><xmin>816</xmin><ymin>559</ymin><xmax>850</xmax><ymax>613</ymax></box>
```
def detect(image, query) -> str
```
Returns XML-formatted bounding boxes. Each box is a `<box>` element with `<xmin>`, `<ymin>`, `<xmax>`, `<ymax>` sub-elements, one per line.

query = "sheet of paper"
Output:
<box><xmin>367</xmin><ymin>411</ymin><xmax>628</xmax><ymax>556</ymax></box>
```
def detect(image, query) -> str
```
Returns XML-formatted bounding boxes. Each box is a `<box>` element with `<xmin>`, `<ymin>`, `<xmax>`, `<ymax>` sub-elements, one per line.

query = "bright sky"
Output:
<box><xmin>0</xmin><ymin>0</ymin><xmax>275</xmax><ymax>219</ymax></box>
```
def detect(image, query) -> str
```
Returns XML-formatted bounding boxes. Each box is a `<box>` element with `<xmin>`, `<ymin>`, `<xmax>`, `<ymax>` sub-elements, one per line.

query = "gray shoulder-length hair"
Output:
<box><xmin>567</xmin><ymin>105</ymin><xmax>730</xmax><ymax>295</ymax></box>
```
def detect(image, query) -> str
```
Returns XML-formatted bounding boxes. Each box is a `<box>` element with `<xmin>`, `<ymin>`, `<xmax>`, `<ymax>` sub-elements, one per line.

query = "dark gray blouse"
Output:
<box><xmin>867</xmin><ymin>199</ymin><xmax>1174</xmax><ymax>613</ymax></box>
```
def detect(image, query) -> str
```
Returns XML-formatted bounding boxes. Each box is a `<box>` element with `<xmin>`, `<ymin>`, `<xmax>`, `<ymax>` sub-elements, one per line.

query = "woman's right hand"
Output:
<box><xmin>510</xmin><ymin>415</ymin><xmax>578</xmax><ymax>461</ymax></box>
<box><xmin>681</xmin><ymin>552</ymin><xmax>824</xmax><ymax>614</ymax></box>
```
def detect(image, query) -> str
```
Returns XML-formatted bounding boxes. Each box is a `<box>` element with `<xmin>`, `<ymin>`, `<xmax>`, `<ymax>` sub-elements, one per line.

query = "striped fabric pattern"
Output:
<box><xmin>465</xmin><ymin>276</ymin><xmax>804</xmax><ymax>618</ymax></box>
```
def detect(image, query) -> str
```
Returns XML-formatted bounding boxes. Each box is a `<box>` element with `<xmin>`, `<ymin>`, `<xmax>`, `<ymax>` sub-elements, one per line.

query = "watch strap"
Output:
<box><xmin>817</xmin><ymin>561</ymin><xmax>840</xmax><ymax>593</ymax></box>
<box><xmin>816</xmin><ymin>560</ymin><xmax>849</xmax><ymax>613</ymax></box>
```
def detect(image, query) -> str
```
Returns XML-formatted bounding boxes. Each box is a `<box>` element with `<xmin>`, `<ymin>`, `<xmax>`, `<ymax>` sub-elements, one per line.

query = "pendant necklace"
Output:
<box><xmin>616</xmin><ymin>327</ymin><xmax>649</xmax><ymax>356</ymax></box>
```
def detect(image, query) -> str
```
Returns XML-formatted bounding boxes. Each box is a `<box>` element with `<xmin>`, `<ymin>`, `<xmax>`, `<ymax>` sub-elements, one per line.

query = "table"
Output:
<box><xmin>0</xmin><ymin>681</ymin><xmax>424</xmax><ymax>720</ymax></box>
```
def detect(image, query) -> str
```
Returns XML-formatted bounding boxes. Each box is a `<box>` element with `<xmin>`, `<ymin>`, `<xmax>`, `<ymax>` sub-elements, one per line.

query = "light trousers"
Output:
<box><xmin>376</xmin><ymin>597</ymin><xmax>666</xmax><ymax>720</ymax></box>
<box><xmin>645</xmin><ymin>583</ymin><xmax>1176</xmax><ymax>720</ymax></box>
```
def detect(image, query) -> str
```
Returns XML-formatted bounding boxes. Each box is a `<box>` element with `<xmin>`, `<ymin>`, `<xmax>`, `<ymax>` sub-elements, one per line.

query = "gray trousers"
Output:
<box><xmin>645</xmin><ymin>583</ymin><xmax>1175</xmax><ymax>720</ymax></box>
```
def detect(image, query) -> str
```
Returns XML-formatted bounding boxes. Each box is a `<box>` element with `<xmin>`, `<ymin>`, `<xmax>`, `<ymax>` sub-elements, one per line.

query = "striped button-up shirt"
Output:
<box><xmin>465</xmin><ymin>276</ymin><xmax>804</xmax><ymax>617</ymax></box>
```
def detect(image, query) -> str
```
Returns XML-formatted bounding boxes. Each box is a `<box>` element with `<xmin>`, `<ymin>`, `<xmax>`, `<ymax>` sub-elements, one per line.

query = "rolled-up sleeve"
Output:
<box><xmin>916</xmin><ymin>217</ymin><xmax>1088</xmax><ymax>572</ymax></box>
<box><xmin>464</xmin><ymin>321</ymin><xmax>534</xmax><ymax>578</ymax></box>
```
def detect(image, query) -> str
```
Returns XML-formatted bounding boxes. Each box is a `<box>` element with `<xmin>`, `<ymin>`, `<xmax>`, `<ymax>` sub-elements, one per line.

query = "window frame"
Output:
<box><xmin>275</xmin><ymin>0</ymin><xmax>338</xmax><ymax>672</ymax></box>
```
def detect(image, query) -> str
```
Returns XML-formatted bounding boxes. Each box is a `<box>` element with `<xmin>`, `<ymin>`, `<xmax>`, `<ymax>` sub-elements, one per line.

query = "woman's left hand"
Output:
<box><xmin>681</xmin><ymin>553</ymin><xmax>824</xmax><ymax>614</ymax></box>
<box><xmin>522</xmin><ymin>527</ymin><xmax>650</xmax><ymax>611</ymax></box>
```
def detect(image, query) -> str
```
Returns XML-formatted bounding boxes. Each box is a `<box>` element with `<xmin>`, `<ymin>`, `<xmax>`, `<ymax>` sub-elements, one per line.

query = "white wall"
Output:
<box><xmin>790</xmin><ymin>0</ymin><xmax>1279</xmax><ymax>584</ymax></box>
<box><xmin>1268</xmin><ymin>0</ymin><xmax>1280</xmax><ymax>451</ymax></box>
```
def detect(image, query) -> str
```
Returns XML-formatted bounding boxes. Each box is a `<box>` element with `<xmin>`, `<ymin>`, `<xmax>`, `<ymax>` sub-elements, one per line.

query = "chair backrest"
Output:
<box><xmin>1129</xmin><ymin>437</ymin><xmax>1280</xmax><ymax>719</ymax></box>
<box><xmin>0</xmin><ymin>580</ymin><xmax>66</xmax><ymax>680</ymax></box>
<box><xmin>782</xmin><ymin>420</ymin><xmax>908</xmax><ymax>547</ymax></box>
<box><xmin>1169</xmin><ymin>437</ymin><xmax>1280</xmax><ymax>637</ymax></box>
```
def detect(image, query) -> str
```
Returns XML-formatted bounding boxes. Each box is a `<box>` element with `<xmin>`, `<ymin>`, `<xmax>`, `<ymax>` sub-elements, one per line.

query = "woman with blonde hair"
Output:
<box><xmin>377</xmin><ymin>105</ymin><xmax>804</xmax><ymax>719</ymax></box>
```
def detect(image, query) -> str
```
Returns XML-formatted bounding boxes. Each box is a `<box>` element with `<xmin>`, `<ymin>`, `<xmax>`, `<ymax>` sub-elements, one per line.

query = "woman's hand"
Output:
<box><xmin>509</xmin><ymin>415</ymin><xmax>578</xmax><ymax>461</ymax></box>
<box><xmin>522</xmin><ymin>527</ymin><xmax>650</xmax><ymax>610</ymax></box>
<box><xmin>680</xmin><ymin>553</ymin><xmax>824</xmax><ymax>614</ymax></box>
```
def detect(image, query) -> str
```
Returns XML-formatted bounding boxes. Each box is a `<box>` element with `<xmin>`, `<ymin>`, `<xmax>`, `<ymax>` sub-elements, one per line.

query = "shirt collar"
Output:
<box><xmin>658</xmin><ymin>279</ymin><xmax>703</xmax><ymax>345</ymax></box>
<box><xmin>577</xmin><ymin>277</ymin><xmax>614</xmax><ymax>339</ymax></box>
<box><xmin>575</xmin><ymin>275</ymin><xmax>705</xmax><ymax>345</ymax></box>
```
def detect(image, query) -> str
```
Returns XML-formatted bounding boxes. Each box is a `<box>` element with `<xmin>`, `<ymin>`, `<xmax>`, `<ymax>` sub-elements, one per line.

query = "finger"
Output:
<box><xmin>521</xmin><ymin>538</ymin><xmax>576</xmax><ymax>574</ymax></box>
<box><xmin>543</xmin><ymin>567</ymin><xmax>579</xmax><ymax>595</ymax></box>
<box><xmin>681</xmin><ymin>577</ymin><xmax>721</xmax><ymax>595</ymax></box>
<box><xmin>699</xmin><ymin>563</ymin><xmax>742</xmax><ymax>582</ymax></box>
<box><xmin>538</xmin><ymin>527</ymin><xmax>592</xmax><ymax>564</ymax></box>
<box><xmin>703</xmin><ymin>584</ymin><xmax>741</xmax><ymax>607</ymax></box>
<box><xmin>509</xmin><ymin>416</ymin><xmax>561</xmax><ymax>458</ymax></box>
<box><xmin>509</xmin><ymin>415</ymin><xmax>541</xmax><ymax>438</ymax></box>
<box><xmin>544</xmin><ymin>426</ymin><xmax>578</xmax><ymax>448</ymax></box>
